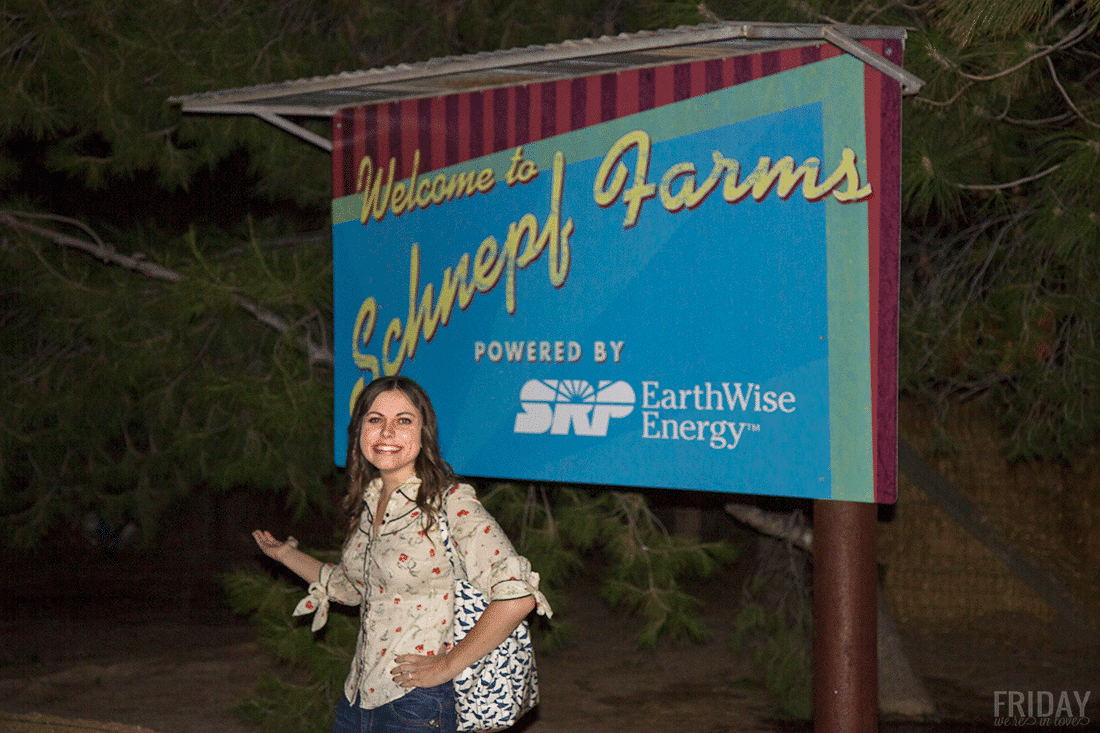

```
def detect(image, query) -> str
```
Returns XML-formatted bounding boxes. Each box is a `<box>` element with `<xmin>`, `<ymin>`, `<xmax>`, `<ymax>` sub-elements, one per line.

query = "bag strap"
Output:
<box><xmin>437</xmin><ymin>487</ymin><xmax>468</xmax><ymax>581</ymax></box>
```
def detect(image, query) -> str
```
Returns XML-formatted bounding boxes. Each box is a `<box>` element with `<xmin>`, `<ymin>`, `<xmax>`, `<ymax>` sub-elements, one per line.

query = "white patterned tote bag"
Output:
<box><xmin>439</xmin><ymin>501</ymin><xmax>539</xmax><ymax>731</ymax></box>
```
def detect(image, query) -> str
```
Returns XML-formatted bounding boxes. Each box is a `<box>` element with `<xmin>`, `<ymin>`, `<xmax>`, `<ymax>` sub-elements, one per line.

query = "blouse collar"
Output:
<box><xmin>365</xmin><ymin>475</ymin><xmax>422</xmax><ymax>503</ymax></box>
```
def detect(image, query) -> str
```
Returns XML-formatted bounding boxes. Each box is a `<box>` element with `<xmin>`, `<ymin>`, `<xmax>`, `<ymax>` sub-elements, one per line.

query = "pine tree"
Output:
<box><xmin>893</xmin><ymin>0</ymin><xmax>1100</xmax><ymax>459</ymax></box>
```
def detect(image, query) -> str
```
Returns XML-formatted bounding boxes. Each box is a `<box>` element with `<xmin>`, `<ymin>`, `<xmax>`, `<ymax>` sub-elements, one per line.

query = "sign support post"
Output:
<box><xmin>813</xmin><ymin>499</ymin><xmax>879</xmax><ymax>733</ymax></box>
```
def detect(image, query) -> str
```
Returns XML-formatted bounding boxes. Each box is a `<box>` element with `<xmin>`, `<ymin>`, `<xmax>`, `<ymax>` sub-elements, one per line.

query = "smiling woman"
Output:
<box><xmin>251</xmin><ymin>375</ymin><xmax>550</xmax><ymax>733</ymax></box>
<box><xmin>359</xmin><ymin>389</ymin><xmax>423</xmax><ymax>495</ymax></box>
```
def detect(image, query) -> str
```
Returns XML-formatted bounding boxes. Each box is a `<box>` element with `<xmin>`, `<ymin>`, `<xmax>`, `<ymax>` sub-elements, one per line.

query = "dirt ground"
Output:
<box><xmin>1</xmin><ymin>542</ymin><xmax>1098</xmax><ymax>733</ymax></box>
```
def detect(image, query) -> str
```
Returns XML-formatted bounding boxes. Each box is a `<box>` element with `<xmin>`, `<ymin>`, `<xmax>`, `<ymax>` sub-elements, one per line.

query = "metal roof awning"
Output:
<box><xmin>169</xmin><ymin>21</ymin><xmax>922</xmax><ymax>152</ymax></box>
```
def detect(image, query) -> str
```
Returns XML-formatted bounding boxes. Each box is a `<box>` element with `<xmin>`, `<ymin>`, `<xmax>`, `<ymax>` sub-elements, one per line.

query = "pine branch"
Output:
<box><xmin>914</xmin><ymin>80</ymin><xmax>974</xmax><ymax>107</ymax></box>
<box><xmin>1</xmin><ymin>210</ymin><xmax>180</xmax><ymax>281</ymax></box>
<box><xmin>1045</xmin><ymin>54</ymin><xmax>1100</xmax><ymax>129</ymax></box>
<box><xmin>954</xmin><ymin>163</ymin><xmax>1063</xmax><ymax>190</ymax></box>
<box><xmin>725</xmin><ymin>503</ymin><xmax>813</xmax><ymax>552</ymax></box>
<box><xmin>930</xmin><ymin>20</ymin><xmax>1091</xmax><ymax>83</ymax></box>
<box><xmin>0</xmin><ymin>210</ymin><xmax>335</xmax><ymax>366</ymax></box>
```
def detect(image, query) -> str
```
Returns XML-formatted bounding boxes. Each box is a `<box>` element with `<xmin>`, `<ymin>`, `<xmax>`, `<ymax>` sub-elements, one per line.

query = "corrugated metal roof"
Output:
<box><xmin>170</xmin><ymin>21</ymin><xmax>920</xmax><ymax>151</ymax></box>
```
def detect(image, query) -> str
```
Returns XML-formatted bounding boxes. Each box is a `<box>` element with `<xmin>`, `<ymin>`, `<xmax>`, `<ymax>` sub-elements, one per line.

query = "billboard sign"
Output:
<box><xmin>331</xmin><ymin>40</ymin><xmax>902</xmax><ymax>503</ymax></box>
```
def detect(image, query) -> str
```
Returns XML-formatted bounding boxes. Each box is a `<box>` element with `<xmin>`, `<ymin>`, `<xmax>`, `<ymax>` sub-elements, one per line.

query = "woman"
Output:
<box><xmin>253</xmin><ymin>375</ymin><xmax>550</xmax><ymax>732</ymax></box>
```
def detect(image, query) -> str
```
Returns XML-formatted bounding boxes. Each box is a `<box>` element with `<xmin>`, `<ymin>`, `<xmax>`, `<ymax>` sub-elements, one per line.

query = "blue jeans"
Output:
<box><xmin>332</xmin><ymin>685</ymin><xmax>457</xmax><ymax>733</ymax></box>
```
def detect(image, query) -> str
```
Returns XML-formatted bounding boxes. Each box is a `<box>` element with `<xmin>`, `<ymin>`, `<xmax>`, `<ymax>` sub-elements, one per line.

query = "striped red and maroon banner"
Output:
<box><xmin>330</xmin><ymin>43</ymin><xmax>866</xmax><ymax>198</ymax></box>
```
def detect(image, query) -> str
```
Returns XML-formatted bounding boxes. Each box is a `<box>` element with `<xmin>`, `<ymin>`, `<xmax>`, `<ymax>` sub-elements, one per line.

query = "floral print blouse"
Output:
<box><xmin>293</xmin><ymin>477</ymin><xmax>551</xmax><ymax>710</ymax></box>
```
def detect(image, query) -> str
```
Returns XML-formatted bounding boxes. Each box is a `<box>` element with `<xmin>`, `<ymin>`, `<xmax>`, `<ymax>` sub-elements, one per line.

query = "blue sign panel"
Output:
<box><xmin>332</xmin><ymin>51</ymin><xmax>901</xmax><ymax>502</ymax></box>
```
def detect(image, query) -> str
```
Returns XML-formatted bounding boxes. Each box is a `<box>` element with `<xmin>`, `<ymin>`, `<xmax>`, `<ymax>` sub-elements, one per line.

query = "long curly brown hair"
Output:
<box><xmin>341</xmin><ymin>375</ymin><xmax>457</xmax><ymax>547</ymax></box>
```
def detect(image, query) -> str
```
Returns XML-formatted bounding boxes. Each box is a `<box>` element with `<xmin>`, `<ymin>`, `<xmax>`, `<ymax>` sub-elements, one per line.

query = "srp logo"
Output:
<box><xmin>514</xmin><ymin>379</ymin><xmax>636</xmax><ymax>436</ymax></box>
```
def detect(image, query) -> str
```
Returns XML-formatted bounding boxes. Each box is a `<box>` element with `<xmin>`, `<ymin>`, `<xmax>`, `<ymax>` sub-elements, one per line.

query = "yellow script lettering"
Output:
<box><xmin>593</xmin><ymin>130</ymin><xmax>657</xmax><ymax>229</ymax></box>
<box><xmin>595</xmin><ymin>133</ymin><xmax>873</xmax><ymax>228</ymax></box>
<box><xmin>357</xmin><ymin>151</ymin><xmax>496</xmax><ymax>227</ymax></box>
<box><xmin>361</xmin><ymin>151</ymin><xmax>573</xmax><ymax>376</ymax></box>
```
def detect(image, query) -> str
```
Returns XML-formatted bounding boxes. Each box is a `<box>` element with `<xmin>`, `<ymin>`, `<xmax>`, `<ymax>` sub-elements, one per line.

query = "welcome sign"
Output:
<box><xmin>332</xmin><ymin>40</ymin><xmax>902</xmax><ymax>503</ymax></box>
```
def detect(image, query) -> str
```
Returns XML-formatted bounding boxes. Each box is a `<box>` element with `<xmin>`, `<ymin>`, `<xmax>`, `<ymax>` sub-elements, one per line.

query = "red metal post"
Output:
<box><xmin>813</xmin><ymin>499</ymin><xmax>878</xmax><ymax>733</ymax></box>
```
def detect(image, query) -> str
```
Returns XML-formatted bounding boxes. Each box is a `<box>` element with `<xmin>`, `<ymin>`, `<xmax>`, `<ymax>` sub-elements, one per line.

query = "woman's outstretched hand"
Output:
<box><xmin>251</xmin><ymin>530</ymin><xmax>322</xmax><ymax>585</ymax></box>
<box><xmin>252</xmin><ymin>530</ymin><xmax>298</xmax><ymax>562</ymax></box>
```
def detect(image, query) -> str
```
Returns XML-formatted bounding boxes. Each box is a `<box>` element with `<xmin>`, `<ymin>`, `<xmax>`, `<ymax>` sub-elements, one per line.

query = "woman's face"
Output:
<box><xmin>359</xmin><ymin>389</ymin><xmax>422</xmax><ymax>488</ymax></box>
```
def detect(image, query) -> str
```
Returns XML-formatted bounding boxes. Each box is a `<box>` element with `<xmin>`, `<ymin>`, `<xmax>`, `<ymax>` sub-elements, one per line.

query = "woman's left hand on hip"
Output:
<box><xmin>392</xmin><ymin>649</ymin><xmax>453</xmax><ymax>689</ymax></box>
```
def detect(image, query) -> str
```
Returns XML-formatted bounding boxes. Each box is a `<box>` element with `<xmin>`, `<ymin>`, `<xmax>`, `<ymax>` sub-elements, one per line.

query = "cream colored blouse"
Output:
<box><xmin>293</xmin><ymin>477</ymin><xmax>551</xmax><ymax>710</ymax></box>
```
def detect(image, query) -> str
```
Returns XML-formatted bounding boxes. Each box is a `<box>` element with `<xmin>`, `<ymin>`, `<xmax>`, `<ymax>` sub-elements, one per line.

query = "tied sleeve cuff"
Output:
<box><xmin>293</xmin><ymin>582</ymin><xmax>331</xmax><ymax>631</ymax></box>
<box><xmin>491</xmin><ymin>570</ymin><xmax>553</xmax><ymax>619</ymax></box>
